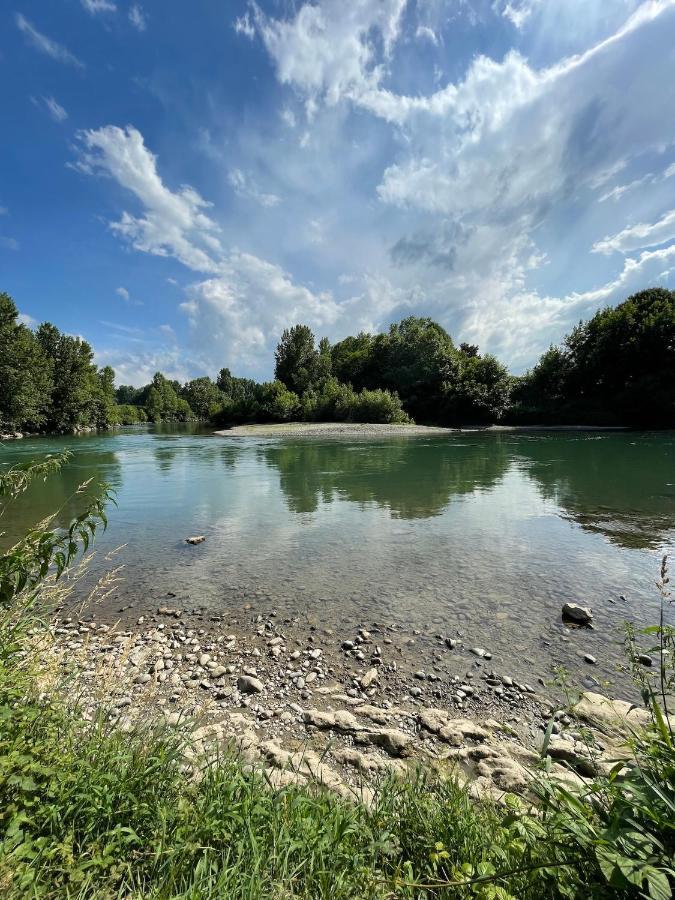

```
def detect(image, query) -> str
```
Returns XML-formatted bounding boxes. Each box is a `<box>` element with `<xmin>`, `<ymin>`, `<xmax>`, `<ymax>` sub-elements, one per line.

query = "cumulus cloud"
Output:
<box><xmin>16</xmin><ymin>14</ymin><xmax>84</xmax><ymax>68</ymax></box>
<box><xmin>18</xmin><ymin>312</ymin><xmax>37</xmax><ymax>328</ymax></box>
<box><xmin>77</xmin><ymin>125</ymin><xmax>222</xmax><ymax>273</ymax></box>
<box><xmin>82</xmin><ymin>2</ymin><xmax>675</xmax><ymax>378</ymax></box>
<box><xmin>248</xmin><ymin>0</ymin><xmax>407</xmax><ymax>110</ymax></box>
<box><xmin>76</xmin><ymin>123</ymin><xmax>344</xmax><ymax>375</ymax></box>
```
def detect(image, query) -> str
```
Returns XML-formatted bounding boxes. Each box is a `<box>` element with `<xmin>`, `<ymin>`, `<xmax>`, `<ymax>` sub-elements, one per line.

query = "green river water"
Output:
<box><xmin>2</xmin><ymin>426</ymin><xmax>674</xmax><ymax>694</ymax></box>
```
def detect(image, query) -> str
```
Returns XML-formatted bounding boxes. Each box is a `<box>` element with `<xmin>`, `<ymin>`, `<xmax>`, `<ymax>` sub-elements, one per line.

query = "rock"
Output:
<box><xmin>158</xmin><ymin>607</ymin><xmax>182</xmax><ymax>618</ymax></box>
<box><xmin>562</xmin><ymin>603</ymin><xmax>593</xmax><ymax>625</ymax></box>
<box><xmin>637</xmin><ymin>654</ymin><xmax>653</xmax><ymax>667</ymax></box>
<box><xmin>546</xmin><ymin>738</ymin><xmax>599</xmax><ymax>777</ymax></box>
<box><xmin>360</xmin><ymin>668</ymin><xmax>379</xmax><ymax>689</ymax></box>
<box><xmin>444</xmin><ymin>638</ymin><xmax>458</xmax><ymax>649</ymax></box>
<box><xmin>363</xmin><ymin>728</ymin><xmax>413</xmax><ymax>758</ymax></box>
<box><xmin>237</xmin><ymin>675</ymin><xmax>264</xmax><ymax>694</ymax></box>
<box><xmin>185</xmin><ymin>535</ymin><xmax>206</xmax><ymax>545</ymax></box>
<box><xmin>584</xmin><ymin>654</ymin><xmax>597</xmax><ymax>665</ymax></box>
<box><xmin>572</xmin><ymin>691</ymin><xmax>649</xmax><ymax>735</ymax></box>
<box><xmin>303</xmin><ymin>709</ymin><xmax>361</xmax><ymax>733</ymax></box>
<box><xmin>470</xmin><ymin>647</ymin><xmax>486</xmax><ymax>657</ymax></box>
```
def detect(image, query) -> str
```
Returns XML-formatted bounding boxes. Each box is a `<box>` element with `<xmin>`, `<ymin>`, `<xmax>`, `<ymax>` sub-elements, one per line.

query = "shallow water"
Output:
<box><xmin>2</xmin><ymin>426</ymin><xmax>674</xmax><ymax>694</ymax></box>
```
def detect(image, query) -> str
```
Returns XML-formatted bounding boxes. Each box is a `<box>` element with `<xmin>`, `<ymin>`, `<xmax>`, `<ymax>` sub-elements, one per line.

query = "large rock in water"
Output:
<box><xmin>561</xmin><ymin>603</ymin><xmax>593</xmax><ymax>625</ymax></box>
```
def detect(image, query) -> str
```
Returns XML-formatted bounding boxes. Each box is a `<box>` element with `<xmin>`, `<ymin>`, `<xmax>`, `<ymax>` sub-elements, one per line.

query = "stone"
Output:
<box><xmin>584</xmin><ymin>654</ymin><xmax>597</xmax><ymax>665</ymax></box>
<box><xmin>185</xmin><ymin>535</ymin><xmax>206</xmax><ymax>545</ymax></box>
<box><xmin>238</xmin><ymin>675</ymin><xmax>264</xmax><ymax>694</ymax></box>
<box><xmin>637</xmin><ymin>654</ymin><xmax>654</xmax><ymax>667</ymax></box>
<box><xmin>364</xmin><ymin>728</ymin><xmax>413</xmax><ymax>758</ymax></box>
<box><xmin>561</xmin><ymin>603</ymin><xmax>593</xmax><ymax>625</ymax></box>
<box><xmin>360</xmin><ymin>668</ymin><xmax>379</xmax><ymax>689</ymax></box>
<box><xmin>572</xmin><ymin>691</ymin><xmax>649</xmax><ymax>735</ymax></box>
<box><xmin>470</xmin><ymin>647</ymin><xmax>486</xmax><ymax>657</ymax></box>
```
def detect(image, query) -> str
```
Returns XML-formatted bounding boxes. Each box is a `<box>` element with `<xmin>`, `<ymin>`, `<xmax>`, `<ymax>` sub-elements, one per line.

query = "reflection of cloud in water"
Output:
<box><xmin>259</xmin><ymin>438</ymin><xmax>511</xmax><ymax>518</ymax></box>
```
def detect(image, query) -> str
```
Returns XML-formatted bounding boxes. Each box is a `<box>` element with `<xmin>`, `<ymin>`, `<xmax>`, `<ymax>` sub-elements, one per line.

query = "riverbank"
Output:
<box><xmin>37</xmin><ymin>605</ymin><xmax>646</xmax><ymax>806</ymax></box>
<box><xmin>214</xmin><ymin>421</ymin><xmax>633</xmax><ymax>438</ymax></box>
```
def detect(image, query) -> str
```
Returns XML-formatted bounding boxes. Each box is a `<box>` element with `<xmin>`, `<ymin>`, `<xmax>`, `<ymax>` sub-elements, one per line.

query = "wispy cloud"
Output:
<box><xmin>129</xmin><ymin>5</ymin><xmax>147</xmax><ymax>31</ymax></box>
<box><xmin>40</xmin><ymin>96</ymin><xmax>68</xmax><ymax>122</ymax></box>
<box><xmin>593</xmin><ymin>209</ymin><xmax>675</xmax><ymax>255</ymax></box>
<box><xmin>0</xmin><ymin>236</ymin><xmax>20</xmax><ymax>251</ymax></box>
<box><xmin>15</xmin><ymin>13</ymin><xmax>84</xmax><ymax>68</ymax></box>
<box><xmin>81</xmin><ymin>0</ymin><xmax>117</xmax><ymax>13</ymax></box>
<box><xmin>228</xmin><ymin>168</ymin><xmax>281</xmax><ymax>207</ymax></box>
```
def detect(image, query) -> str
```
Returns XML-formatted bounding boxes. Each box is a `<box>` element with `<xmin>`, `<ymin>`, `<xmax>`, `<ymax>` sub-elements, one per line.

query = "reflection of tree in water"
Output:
<box><xmin>260</xmin><ymin>437</ymin><xmax>510</xmax><ymax>518</ymax></box>
<box><xmin>0</xmin><ymin>449</ymin><xmax>123</xmax><ymax>549</ymax></box>
<box><xmin>152</xmin><ymin>440</ymin><xmax>241</xmax><ymax>474</ymax></box>
<box><xmin>515</xmin><ymin>433</ymin><xmax>675</xmax><ymax>550</ymax></box>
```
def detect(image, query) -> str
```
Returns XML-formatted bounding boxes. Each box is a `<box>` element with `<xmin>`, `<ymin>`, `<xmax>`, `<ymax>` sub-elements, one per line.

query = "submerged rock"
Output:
<box><xmin>185</xmin><ymin>535</ymin><xmax>206</xmax><ymax>545</ymax></box>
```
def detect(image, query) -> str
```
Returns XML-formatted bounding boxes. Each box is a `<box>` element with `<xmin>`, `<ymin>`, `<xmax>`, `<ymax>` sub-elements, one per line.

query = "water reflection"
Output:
<box><xmin>259</xmin><ymin>437</ymin><xmax>510</xmax><ymax>518</ymax></box>
<box><xmin>0</xmin><ymin>446</ymin><xmax>122</xmax><ymax>549</ymax></box>
<box><xmin>514</xmin><ymin>433</ymin><xmax>675</xmax><ymax>549</ymax></box>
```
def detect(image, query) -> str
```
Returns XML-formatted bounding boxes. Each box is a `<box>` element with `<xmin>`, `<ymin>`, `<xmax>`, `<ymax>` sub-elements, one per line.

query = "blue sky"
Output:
<box><xmin>2</xmin><ymin>0</ymin><xmax>675</xmax><ymax>386</ymax></box>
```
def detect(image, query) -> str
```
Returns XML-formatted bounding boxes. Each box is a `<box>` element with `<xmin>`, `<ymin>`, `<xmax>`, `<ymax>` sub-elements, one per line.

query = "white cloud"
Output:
<box><xmin>95</xmin><ymin>345</ymin><xmax>191</xmax><ymax>387</ymax></box>
<box><xmin>234</xmin><ymin>12</ymin><xmax>255</xmax><ymax>39</ymax></box>
<box><xmin>0</xmin><ymin>236</ymin><xmax>20</xmax><ymax>251</ymax></box>
<box><xmin>494</xmin><ymin>0</ymin><xmax>542</xmax><ymax>29</ymax></box>
<box><xmin>79</xmin><ymin>2</ymin><xmax>675</xmax><ymax>377</ymax></box>
<box><xmin>0</xmin><ymin>206</ymin><xmax>8</xmax><ymax>216</ymax></box>
<box><xmin>77</xmin><ymin>123</ymin><xmax>344</xmax><ymax>376</ymax></box>
<box><xmin>228</xmin><ymin>168</ymin><xmax>281</xmax><ymax>207</ymax></box>
<box><xmin>77</xmin><ymin>125</ymin><xmax>222</xmax><ymax>273</ymax></box>
<box><xmin>115</xmin><ymin>286</ymin><xmax>144</xmax><ymax>306</ymax></box>
<box><xmin>42</xmin><ymin>96</ymin><xmax>68</xmax><ymax>122</ymax></box>
<box><xmin>593</xmin><ymin>209</ymin><xmax>675</xmax><ymax>254</ymax></box>
<box><xmin>18</xmin><ymin>312</ymin><xmax>37</xmax><ymax>328</ymax></box>
<box><xmin>415</xmin><ymin>25</ymin><xmax>438</xmax><ymax>44</ymax></box>
<box><xmin>81</xmin><ymin>0</ymin><xmax>117</xmax><ymax>14</ymax></box>
<box><xmin>129</xmin><ymin>5</ymin><xmax>147</xmax><ymax>31</ymax></box>
<box><xmin>248</xmin><ymin>0</ymin><xmax>408</xmax><ymax>109</ymax></box>
<box><xmin>15</xmin><ymin>13</ymin><xmax>84</xmax><ymax>68</ymax></box>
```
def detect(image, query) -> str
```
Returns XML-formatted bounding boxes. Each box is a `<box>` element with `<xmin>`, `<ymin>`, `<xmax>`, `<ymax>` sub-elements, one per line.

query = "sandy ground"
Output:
<box><xmin>215</xmin><ymin>422</ymin><xmax>455</xmax><ymax>437</ymax></box>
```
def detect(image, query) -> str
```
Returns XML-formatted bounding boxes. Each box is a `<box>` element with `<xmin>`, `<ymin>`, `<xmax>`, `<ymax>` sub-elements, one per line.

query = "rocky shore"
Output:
<box><xmin>33</xmin><ymin>607</ymin><xmax>647</xmax><ymax>805</ymax></box>
<box><xmin>215</xmin><ymin>422</ymin><xmax>453</xmax><ymax>437</ymax></box>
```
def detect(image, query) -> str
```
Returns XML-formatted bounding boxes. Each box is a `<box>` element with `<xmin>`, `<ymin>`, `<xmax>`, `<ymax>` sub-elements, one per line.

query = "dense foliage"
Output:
<box><xmin>3</xmin><ymin>287</ymin><xmax>675</xmax><ymax>431</ymax></box>
<box><xmin>0</xmin><ymin>456</ymin><xmax>673</xmax><ymax>897</ymax></box>
<box><xmin>512</xmin><ymin>288</ymin><xmax>675</xmax><ymax>426</ymax></box>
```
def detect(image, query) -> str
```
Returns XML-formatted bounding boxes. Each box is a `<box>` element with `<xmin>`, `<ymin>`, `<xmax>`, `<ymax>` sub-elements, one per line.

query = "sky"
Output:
<box><xmin>2</xmin><ymin>0</ymin><xmax>675</xmax><ymax>386</ymax></box>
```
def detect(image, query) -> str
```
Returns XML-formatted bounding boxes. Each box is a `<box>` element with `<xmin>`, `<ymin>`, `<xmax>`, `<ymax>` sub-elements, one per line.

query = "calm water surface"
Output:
<box><xmin>2</xmin><ymin>426</ymin><xmax>674</xmax><ymax>694</ymax></box>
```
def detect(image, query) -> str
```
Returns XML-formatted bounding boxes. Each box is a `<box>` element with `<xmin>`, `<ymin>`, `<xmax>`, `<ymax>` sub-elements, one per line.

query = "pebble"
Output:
<box><xmin>584</xmin><ymin>654</ymin><xmax>597</xmax><ymax>665</ymax></box>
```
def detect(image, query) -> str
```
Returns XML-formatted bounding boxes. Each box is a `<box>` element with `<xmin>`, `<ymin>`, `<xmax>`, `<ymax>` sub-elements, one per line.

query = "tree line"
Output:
<box><xmin>1</xmin><ymin>287</ymin><xmax>674</xmax><ymax>434</ymax></box>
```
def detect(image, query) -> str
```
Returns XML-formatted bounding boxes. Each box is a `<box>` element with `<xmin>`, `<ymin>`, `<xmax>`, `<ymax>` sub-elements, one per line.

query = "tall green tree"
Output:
<box><xmin>0</xmin><ymin>293</ymin><xmax>52</xmax><ymax>431</ymax></box>
<box><xmin>274</xmin><ymin>325</ymin><xmax>321</xmax><ymax>395</ymax></box>
<box><xmin>35</xmin><ymin>324</ymin><xmax>100</xmax><ymax>431</ymax></box>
